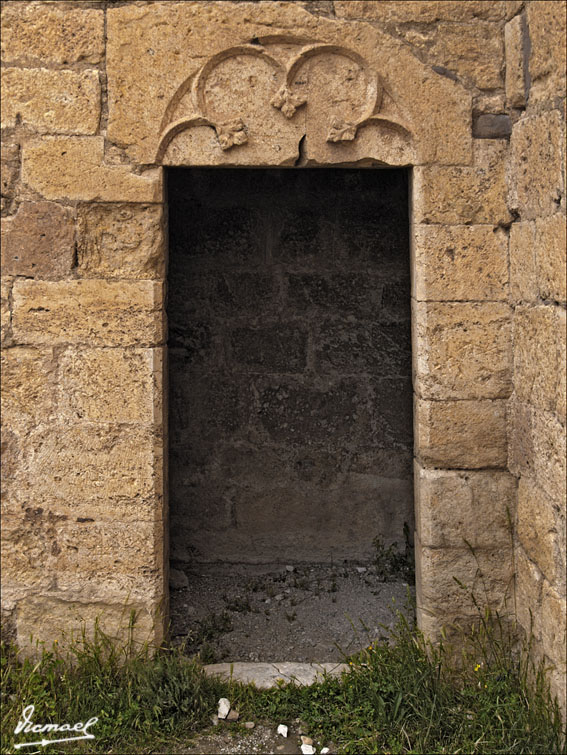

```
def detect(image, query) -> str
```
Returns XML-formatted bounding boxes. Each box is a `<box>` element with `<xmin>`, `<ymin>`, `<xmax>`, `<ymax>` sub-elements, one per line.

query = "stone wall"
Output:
<box><xmin>168</xmin><ymin>168</ymin><xmax>412</xmax><ymax>563</ymax></box>
<box><xmin>505</xmin><ymin>0</ymin><xmax>566</xmax><ymax>714</ymax></box>
<box><xmin>0</xmin><ymin>1</ymin><xmax>564</xmax><ymax>714</ymax></box>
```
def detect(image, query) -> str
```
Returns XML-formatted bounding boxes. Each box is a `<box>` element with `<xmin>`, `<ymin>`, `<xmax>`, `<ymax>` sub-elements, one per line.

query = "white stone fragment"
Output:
<box><xmin>300</xmin><ymin>745</ymin><xmax>316</xmax><ymax>755</ymax></box>
<box><xmin>277</xmin><ymin>724</ymin><xmax>288</xmax><ymax>737</ymax></box>
<box><xmin>286</xmin><ymin>565</ymin><xmax>295</xmax><ymax>572</ymax></box>
<box><xmin>356</xmin><ymin>566</ymin><xmax>367</xmax><ymax>573</ymax></box>
<box><xmin>320</xmin><ymin>749</ymin><xmax>330</xmax><ymax>754</ymax></box>
<box><xmin>217</xmin><ymin>698</ymin><xmax>231</xmax><ymax>719</ymax></box>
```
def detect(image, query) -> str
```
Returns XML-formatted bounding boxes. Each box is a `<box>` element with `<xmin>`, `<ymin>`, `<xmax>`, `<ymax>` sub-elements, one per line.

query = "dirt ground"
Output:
<box><xmin>169</xmin><ymin>562</ymin><xmax>414</xmax><ymax>663</ymax></box>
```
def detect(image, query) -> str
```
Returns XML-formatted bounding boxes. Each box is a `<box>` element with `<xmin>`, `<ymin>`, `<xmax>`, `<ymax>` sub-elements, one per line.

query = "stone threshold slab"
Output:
<box><xmin>203</xmin><ymin>661</ymin><xmax>349</xmax><ymax>689</ymax></box>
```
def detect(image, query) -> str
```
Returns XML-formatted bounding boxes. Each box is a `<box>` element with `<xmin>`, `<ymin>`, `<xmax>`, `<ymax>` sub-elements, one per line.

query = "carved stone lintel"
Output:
<box><xmin>216</xmin><ymin>118</ymin><xmax>248</xmax><ymax>150</ymax></box>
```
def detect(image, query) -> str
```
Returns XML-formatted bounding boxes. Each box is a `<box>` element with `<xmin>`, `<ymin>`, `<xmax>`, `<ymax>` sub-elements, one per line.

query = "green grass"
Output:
<box><xmin>1</xmin><ymin>610</ymin><xmax>565</xmax><ymax>754</ymax></box>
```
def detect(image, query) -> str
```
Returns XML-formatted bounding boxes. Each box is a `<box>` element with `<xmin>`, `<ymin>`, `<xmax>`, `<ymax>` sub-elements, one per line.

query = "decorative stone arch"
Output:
<box><xmin>5</xmin><ymin>2</ymin><xmax>515</xmax><ymax>651</ymax></box>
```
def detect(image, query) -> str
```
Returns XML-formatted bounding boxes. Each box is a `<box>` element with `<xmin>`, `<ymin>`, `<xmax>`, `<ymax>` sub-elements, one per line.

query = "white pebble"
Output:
<box><xmin>217</xmin><ymin>698</ymin><xmax>230</xmax><ymax>719</ymax></box>
<box><xmin>276</xmin><ymin>724</ymin><xmax>288</xmax><ymax>737</ymax></box>
<box><xmin>356</xmin><ymin>566</ymin><xmax>367</xmax><ymax>573</ymax></box>
<box><xmin>300</xmin><ymin>745</ymin><xmax>316</xmax><ymax>755</ymax></box>
<box><xmin>321</xmin><ymin>749</ymin><xmax>330</xmax><ymax>754</ymax></box>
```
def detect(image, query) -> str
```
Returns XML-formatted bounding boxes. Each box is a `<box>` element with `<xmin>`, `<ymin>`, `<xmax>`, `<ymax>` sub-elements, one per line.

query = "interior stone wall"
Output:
<box><xmin>0</xmin><ymin>1</ymin><xmax>564</xmax><ymax>715</ymax></box>
<box><xmin>168</xmin><ymin>168</ymin><xmax>412</xmax><ymax>563</ymax></box>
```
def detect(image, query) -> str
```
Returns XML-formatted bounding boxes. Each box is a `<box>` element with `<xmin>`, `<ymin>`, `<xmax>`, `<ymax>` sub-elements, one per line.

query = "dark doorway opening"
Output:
<box><xmin>167</xmin><ymin>168</ymin><xmax>413</xmax><ymax>660</ymax></box>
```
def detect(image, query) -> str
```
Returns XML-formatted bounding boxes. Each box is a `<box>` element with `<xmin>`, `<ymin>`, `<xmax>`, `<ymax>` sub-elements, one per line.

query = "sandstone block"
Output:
<box><xmin>504</xmin><ymin>15</ymin><xmax>527</xmax><ymax>108</ymax></box>
<box><xmin>0</xmin><ymin>347</ymin><xmax>56</xmax><ymax>427</ymax></box>
<box><xmin>509</xmin><ymin>222</ymin><xmax>537</xmax><ymax>304</ymax></box>
<box><xmin>415</xmin><ymin>398</ymin><xmax>508</xmax><ymax>468</ymax></box>
<box><xmin>60</xmin><ymin>347</ymin><xmax>162</xmax><ymax>424</ymax></box>
<box><xmin>414</xmin><ymin>142</ymin><xmax>511</xmax><ymax>225</ymax></box>
<box><xmin>514</xmin><ymin>545</ymin><xmax>543</xmax><ymax>642</ymax></box>
<box><xmin>535</xmin><ymin>214</ymin><xmax>567</xmax><ymax>303</ymax></box>
<box><xmin>532</xmin><ymin>408</ymin><xmax>567</xmax><ymax>505</ymax></box>
<box><xmin>416</xmin><ymin>537</ymin><xmax>514</xmax><ymax>622</ymax></box>
<box><xmin>1</xmin><ymin>69</ymin><xmax>100</xmax><ymax>135</ymax></box>
<box><xmin>14</xmin><ymin>595</ymin><xmax>160</xmax><ymax>655</ymax></box>
<box><xmin>16</xmin><ymin>423</ymin><xmax>161</xmax><ymax>503</ymax></box>
<box><xmin>541</xmin><ymin>583</ymin><xmax>567</xmax><ymax>671</ymax></box>
<box><xmin>1</xmin><ymin>201</ymin><xmax>74</xmax><ymax>279</ymax></box>
<box><xmin>472</xmin><ymin>114</ymin><xmax>511</xmax><ymax>139</ymax></box>
<box><xmin>0</xmin><ymin>4</ymin><xmax>104</xmax><ymax>65</ymax></box>
<box><xmin>517</xmin><ymin>477</ymin><xmax>559</xmax><ymax>586</ymax></box>
<box><xmin>412</xmin><ymin>225</ymin><xmax>508</xmax><ymax>302</ymax></box>
<box><xmin>415</xmin><ymin>464</ymin><xmax>515</xmax><ymax>549</ymax></box>
<box><xmin>507</xmin><ymin>400</ymin><xmax>534</xmax><ymax>476</ymax></box>
<box><xmin>1</xmin><ymin>275</ymin><xmax>13</xmax><ymax>346</ymax></box>
<box><xmin>411</xmin><ymin>20</ymin><xmax>504</xmax><ymax>90</ymax></box>
<box><xmin>334</xmin><ymin>2</ymin><xmax>506</xmax><ymax>22</ymax></box>
<box><xmin>1</xmin><ymin>141</ymin><xmax>19</xmax><ymax>210</ymax></box>
<box><xmin>557</xmin><ymin>308</ymin><xmax>566</xmax><ymax>422</ymax></box>
<box><xmin>22</xmin><ymin>137</ymin><xmax>162</xmax><ymax>203</ymax></box>
<box><xmin>513</xmin><ymin>305</ymin><xmax>560</xmax><ymax>411</ymax></box>
<box><xmin>526</xmin><ymin>0</ymin><xmax>567</xmax><ymax>104</ymax></box>
<box><xmin>509</xmin><ymin>111</ymin><xmax>564</xmax><ymax>220</ymax></box>
<box><xmin>12</xmin><ymin>279</ymin><xmax>164</xmax><ymax>347</ymax></box>
<box><xmin>76</xmin><ymin>204</ymin><xmax>165</xmax><ymax>279</ymax></box>
<box><xmin>413</xmin><ymin>302</ymin><xmax>512</xmax><ymax>399</ymax></box>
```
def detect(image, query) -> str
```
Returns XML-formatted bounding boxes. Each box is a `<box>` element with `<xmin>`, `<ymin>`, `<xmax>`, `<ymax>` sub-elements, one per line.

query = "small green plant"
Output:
<box><xmin>373</xmin><ymin>521</ymin><xmax>415</xmax><ymax>581</ymax></box>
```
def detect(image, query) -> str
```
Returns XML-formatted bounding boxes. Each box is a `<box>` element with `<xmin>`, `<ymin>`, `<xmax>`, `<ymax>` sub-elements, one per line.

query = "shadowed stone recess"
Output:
<box><xmin>168</xmin><ymin>168</ymin><xmax>412</xmax><ymax>563</ymax></box>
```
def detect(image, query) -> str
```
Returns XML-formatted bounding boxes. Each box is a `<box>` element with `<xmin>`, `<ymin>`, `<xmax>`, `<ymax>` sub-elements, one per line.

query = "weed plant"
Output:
<box><xmin>1</xmin><ymin>609</ymin><xmax>564</xmax><ymax>754</ymax></box>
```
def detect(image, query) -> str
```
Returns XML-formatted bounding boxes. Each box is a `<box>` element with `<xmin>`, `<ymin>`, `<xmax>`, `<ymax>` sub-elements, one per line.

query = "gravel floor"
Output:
<box><xmin>169</xmin><ymin>562</ymin><xmax>414</xmax><ymax>662</ymax></box>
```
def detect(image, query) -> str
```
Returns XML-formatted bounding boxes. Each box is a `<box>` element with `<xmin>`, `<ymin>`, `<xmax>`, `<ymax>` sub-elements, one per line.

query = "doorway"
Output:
<box><xmin>167</xmin><ymin>168</ymin><xmax>413</xmax><ymax>660</ymax></box>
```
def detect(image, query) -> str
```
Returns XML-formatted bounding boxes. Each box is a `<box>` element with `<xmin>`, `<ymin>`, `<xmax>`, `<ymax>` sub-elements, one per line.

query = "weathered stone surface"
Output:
<box><xmin>517</xmin><ymin>476</ymin><xmax>559</xmax><ymax>586</ymax></box>
<box><xmin>414</xmin><ymin>142</ymin><xmax>511</xmax><ymax>225</ymax></box>
<box><xmin>12</xmin><ymin>279</ymin><xmax>164</xmax><ymax>347</ymax></box>
<box><xmin>334</xmin><ymin>1</ymin><xmax>506</xmax><ymax>22</ymax></box>
<box><xmin>526</xmin><ymin>0</ymin><xmax>567</xmax><ymax>104</ymax></box>
<box><xmin>14</xmin><ymin>595</ymin><xmax>160</xmax><ymax>654</ymax></box>
<box><xmin>1</xmin><ymin>141</ymin><xmax>19</xmax><ymax>212</ymax></box>
<box><xmin>412</xmin><ymin>225</ymin><xmax>508</xmax><ymax>302</ymax></box>
<box><xmin>205</xmin><ymin>662</ymin><xmax>348</xmax><ymax>689</ymax></box>
<box><xmin>505</xmin><ymin>15</ymin><xmax>527</xmax><ymax>108</ymax></box>
<box><xmin>509</xmin><ymin>111</ymin><xmax>564</xmax><ymax>220</ymax></box>
<box><xmin>0</xmin><ymin>4</ymin><xmax>104</xmax><ymax>65</ymax></box>
<box><xmin>513</xmin><ymin>305</ymin><xmax>561</xmax><ymax>411</ymax></box>
<box><xmin>22</xmin><ymin>137</ymin><xmax>162</xmax><ymax>202</ymax></box>
<box><xmin>557</xmin><ymin>308</ymin><xmax>566</xmax><ymax>422</ymax></box>
<box><xmin>106</xmin><ymin>1</ymin><xmax>472</xmax><ymax>166</ymax></box>
<box><xmin>16</xmin><ymin>423</ymin><xmax>162</xmax><ymax>503</ymax></box>
<box><xmin>509</xmin><ymin>222</ymin><xmax>537</xmax><ymax>304</ymax></box>
<box><xmin>535</xmin><ymin>214</ymin><xmax>567</xmax><ymax>303</ymax></box>
<box><xmin>407</xmin><ymin>20</ymin><xmax>504</xmax><ymax>90</ymax></box>
<box><xmin>472</xmin><ymin>114</ymin><xmax>512</xmax><ymax>139</ymax></box>
<box><xmin>541</xmin><ymin>583</ymin><xmax>567</xmax><ymax>671</ymax></box>
<box><xmin>76</xmin><ymin>204</ymin><xmax>165</xmax><ymax>280</ymax></box>
<box><xmin>415</xmin><ymin>398</ymin><xmax>508</xmax><ymax>468</ymax></box>
<box><xmin>413</xmin><ymin>302</ymin><xmax>512</xmax><ymax>399</ymax></box>
<box><xmin>231</xmin><ymin>325</ymin><xmax>308</xmax><ymax>373</ymax></box>
<box><xmin>1</xmin><ymin>69</ymin><xmax>100</xmax><ymax>135</ymax></box>
<box><xmin>507</xmin><ymin>400</ymin><xmax>534</xmax><ymax>476</ymax></box>
<box><xmin>415</xmin><ymin>465</ymin><xmax>515</xmax><ymax>549</ymax></box>
<box><xmin>416</xmin><ymin>538</ymin><xmax>514</xmax><ymax>621</ymax></box>
<box><xmin>514</xmin><ymin>544</ymin><xmax>543</xmax><ymax>642</ymax></box>
<box><xmin>0</xmin><ymin>347</ymin><xmax>56</xmax><ymax>427</ymax></box>
<box><xmin>0</xmin><ymin>275</ymin><xmax>13</xmax><ymax>346</ymax></box>
<box><xmin>532</xmin><ymin>408</ymin><xmax>567</xmax><ymax>505</ymax></box>
<box><xmin>60</xmin><ymin>348</ymin><xmax>162</xmax><ymax>424</ymax></box>
<box><xmin>1</xmin><ymin>201</ymin><xmax>74</xmax><ymax>279</ymax></box>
